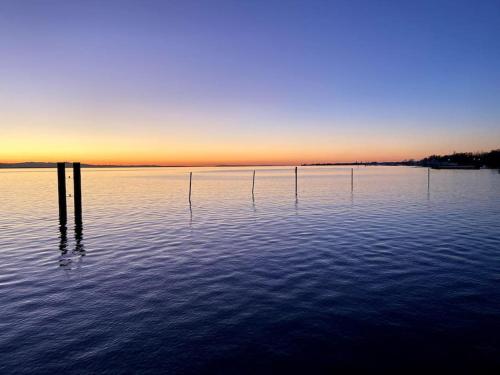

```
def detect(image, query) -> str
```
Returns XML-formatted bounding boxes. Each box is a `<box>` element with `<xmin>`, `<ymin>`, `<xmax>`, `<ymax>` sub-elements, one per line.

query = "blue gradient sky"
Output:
<box><xmin>1</xmin><ymin>0</ymin><xmax>499</xmax><ymax>164</ymax></box>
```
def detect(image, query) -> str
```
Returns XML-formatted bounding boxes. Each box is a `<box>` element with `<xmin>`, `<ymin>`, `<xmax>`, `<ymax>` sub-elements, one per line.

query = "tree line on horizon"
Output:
<box><xmin>420</xmin><ymin>149</ymin><xmax>500</xmax><ymax>168</ymax></box>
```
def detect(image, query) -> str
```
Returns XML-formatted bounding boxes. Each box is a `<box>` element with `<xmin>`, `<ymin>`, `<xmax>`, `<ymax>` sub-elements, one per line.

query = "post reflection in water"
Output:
<box><xmin>74</xmin><ymin>224</ymin><xmax>85</xmax><ymax>256</ymax></box>
<box><xmin>59</xmin><ymin>222</ymin><xmax>68</xmax><ymax>254</ymax></box>
<box><xmin>58</xmin><ymin>220</ymin><xmax>85</xmax><ymax>269</ymax></box>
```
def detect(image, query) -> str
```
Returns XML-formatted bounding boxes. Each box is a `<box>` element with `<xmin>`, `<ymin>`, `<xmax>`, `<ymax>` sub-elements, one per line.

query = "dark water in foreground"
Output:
<box><xmin>1</xmin><ymin>166</ymin><xmax>500</xmax><ymax>373</ymax></box>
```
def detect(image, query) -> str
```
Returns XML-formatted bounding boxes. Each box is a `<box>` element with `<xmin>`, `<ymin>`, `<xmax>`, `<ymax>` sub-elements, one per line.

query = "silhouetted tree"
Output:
<box><xmin>421</xmin><ymin>149</ymin><xmax>500</xmax><ymax>168</ymax></box>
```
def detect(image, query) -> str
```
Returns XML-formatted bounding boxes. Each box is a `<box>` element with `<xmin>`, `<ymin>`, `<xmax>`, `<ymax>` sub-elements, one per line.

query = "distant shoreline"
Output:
<box><xmin>1</xmin><ymin>149</ymin><xmax>499</xmax><ymax>169</ymax></box>
<box><xmin>0</xmin><ymin>161</ymin><xmax>409</xmax><ymax>169</ymax></box>
<box><xmin>301</xmin><ymin>162</ymin><xmax>412</xmax><ymax>167</ymax></box>
<box><xmin>0</xmin><ymin>162</ymin><xmax>167</xmax><ymax>169</ymax></box>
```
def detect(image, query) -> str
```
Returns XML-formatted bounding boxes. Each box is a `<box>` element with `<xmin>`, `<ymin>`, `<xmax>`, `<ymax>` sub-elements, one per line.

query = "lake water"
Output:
<box><xmin>1</xmin><ymin>166</ymin><xmax>500</xmax><ymax>372</ymax></box>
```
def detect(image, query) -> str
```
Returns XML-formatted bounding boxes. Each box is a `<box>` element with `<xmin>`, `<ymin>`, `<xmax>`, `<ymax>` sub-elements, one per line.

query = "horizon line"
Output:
<box><xmin>0</xmin><ymin>160</ymin><xmax>415</xmax><ymax>168</ymax></box>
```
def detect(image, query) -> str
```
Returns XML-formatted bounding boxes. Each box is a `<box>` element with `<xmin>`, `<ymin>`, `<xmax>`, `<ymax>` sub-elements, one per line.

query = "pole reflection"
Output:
<box><xmin>74</xmin><ymin>224</ymin><xmax>85</xmax><ymax>256</ymax></box>
<box><xmin>59</xmin><ymin>222</ymin><xmax>68</xmax><ymax>254</ymax></box>
<box><xmin>59</xmin><ymin>221</ymin><xmax>86</xmax><ymax>269</ymax></box>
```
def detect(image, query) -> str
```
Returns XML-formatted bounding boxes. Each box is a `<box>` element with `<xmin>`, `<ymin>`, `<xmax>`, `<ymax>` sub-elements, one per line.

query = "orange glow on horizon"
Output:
<box><xmin>0</xmin><ymin>131</ymin><xmax>439</xmax><ymax>165</ymax></box>
<box><xmin>2</xmin><ymin>113</ymin><xmax>498</xmax><ymax>166</ymax></box>
<box><xmin>0</xmin><ymin>144</ymin><xmax>481</xmax><ymax>167</ymax></box>
<box><xmin>2</xmin><ymin>137</ymin><xmax>497</xmax><ymax>166</ymax></box>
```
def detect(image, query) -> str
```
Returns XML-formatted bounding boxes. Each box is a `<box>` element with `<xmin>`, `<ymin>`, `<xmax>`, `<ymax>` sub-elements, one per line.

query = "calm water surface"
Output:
<box><xmin>1</xmin><ymin>166</ymin><xmax>500</xmax><ymax>373</ymax></box>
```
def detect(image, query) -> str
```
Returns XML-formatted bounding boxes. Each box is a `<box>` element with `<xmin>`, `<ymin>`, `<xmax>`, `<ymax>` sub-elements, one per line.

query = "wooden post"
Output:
<box><xmin>351</xmin><ymin>168</ymin><xmax>354</xmax><ymax>191</ymax></box>
<box><xmin>427</xmin><ymin>167</ymin><xmax>430</xmax><ymax>191</ymax></box>
<box><xmin>73</xmin><ymin>162</ymin><xmax>82</xmax><ymax>225</ymax></box>
<box><xmin>57</xmin><ymin>162</ymin><xmax>67</xmax><ymax>224</ymax></box>
<box><xmin>252</xmin><ymin>170</ymin><xmax>255</xmax><ymax>199</ymax></box>
<box><xmin>189</xmin><ymin>172</ymin><xmax>192</xmax><ymax>204</ymax></box>
<box><xmin>295</xmin><ymin>166</ymin><xmax>298</xmax><ymax>196</ymax></box>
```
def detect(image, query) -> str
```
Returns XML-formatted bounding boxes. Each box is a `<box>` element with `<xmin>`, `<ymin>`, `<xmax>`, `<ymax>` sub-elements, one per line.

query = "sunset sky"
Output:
<box><xmin>1</xmin><ymin>0</ymin><xmax>499</xmax><ymax>165</ymax></box>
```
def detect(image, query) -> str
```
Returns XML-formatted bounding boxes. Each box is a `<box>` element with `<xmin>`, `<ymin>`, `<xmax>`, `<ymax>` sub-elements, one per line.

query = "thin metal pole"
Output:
<box><xmin>427</xmin><ymin>167</ymin><xmax>430</xmax><ymax>191</ymax></box>
<box><xmin>351</xmin><ymin>168</ymin><xmax>354</xmax><ymax>191</ymax></box>
<box><xmin>73</xmin><ymin>162</ymin><xmax>82</xmax><ymax>225</ymax></box>
<box><xmin>252</xmin><ymin>170</ymin><xmax>255</xmax><ymax>199</ymax></box>
<box><xmin>295</xmin><ymin>166</ymin><xmax>298</xmax><ymax>197</ymax></box>
<box><xmin>189</xmin><ymin>172</ymin><xmax>192</xmax><ymax>204</ymax></box>
<box><xmin>57</xmin><ymin>162</ymin><xmax>67</xmax><ymax>224</ymax></box>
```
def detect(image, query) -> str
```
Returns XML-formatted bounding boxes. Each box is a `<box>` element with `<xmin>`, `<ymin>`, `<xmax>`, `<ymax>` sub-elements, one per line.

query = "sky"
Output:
<box><xmin>1</xmin><ymin>0</ymin><xmax>500</xmax><ymax>165</ymax></box>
